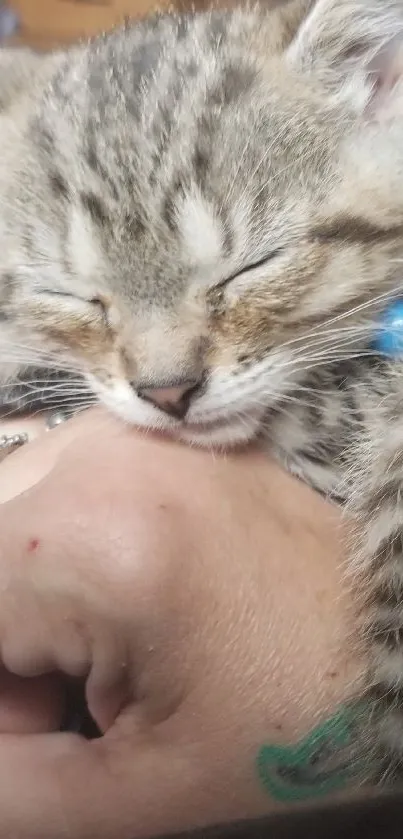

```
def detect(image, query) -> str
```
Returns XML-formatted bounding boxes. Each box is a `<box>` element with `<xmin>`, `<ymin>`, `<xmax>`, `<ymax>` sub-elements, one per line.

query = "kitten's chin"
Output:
<box><xmin>90</xmin><ymin>378</ymin><xmax>263</xmax><ymax>449</ymax></box>
<box><xmin>178</xmin><ymin>414</ymin><xmax>263</xmax><ymax>449</ymax></box>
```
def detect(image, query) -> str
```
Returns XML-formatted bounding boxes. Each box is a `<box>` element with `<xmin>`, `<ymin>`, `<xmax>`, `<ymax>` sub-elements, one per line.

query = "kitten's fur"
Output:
<box><xmin>2</xmin><ymin>0</ymin><xmax>403</xmax><ymax>784</ymax></box>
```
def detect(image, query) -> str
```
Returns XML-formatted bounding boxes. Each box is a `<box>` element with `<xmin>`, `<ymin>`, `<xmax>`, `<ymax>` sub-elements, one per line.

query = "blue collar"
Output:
<box><xmin>371</xmin><ymin>300</ymin><xmax>403</xmax><ymax>356</ymax></box>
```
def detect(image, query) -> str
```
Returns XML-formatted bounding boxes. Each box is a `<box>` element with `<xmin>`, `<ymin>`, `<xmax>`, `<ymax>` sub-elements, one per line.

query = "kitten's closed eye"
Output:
<box><xmin>39</xmin><ymin>290</ymin><xmax>109</xmax><ymax>324</ymax></box>
<box><xmin>216</xmin><ymin>248</ymin><xmax>285</xmax><ymax>290</ymax></box>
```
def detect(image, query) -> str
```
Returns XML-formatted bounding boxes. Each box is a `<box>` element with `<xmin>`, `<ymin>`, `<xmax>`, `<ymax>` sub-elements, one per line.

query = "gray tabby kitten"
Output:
<box><xmin>1</xmin><ymin>0</ymin><xmax>403</xmax><ymax>787</ymax></box>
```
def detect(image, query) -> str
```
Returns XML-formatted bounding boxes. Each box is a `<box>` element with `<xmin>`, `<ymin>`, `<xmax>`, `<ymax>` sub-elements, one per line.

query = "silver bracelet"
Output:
<box><xmin>0</xmin><ymin>410</ymin><xmax>70</xmax><ymax>464</ymax></box>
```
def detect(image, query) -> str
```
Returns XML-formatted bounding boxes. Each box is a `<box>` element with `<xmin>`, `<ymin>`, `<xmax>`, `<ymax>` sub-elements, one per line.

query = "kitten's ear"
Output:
<box><xmin>287</xmin><ymin>0</ymin><xmax>403</xmax><ymax>114</ymax></box>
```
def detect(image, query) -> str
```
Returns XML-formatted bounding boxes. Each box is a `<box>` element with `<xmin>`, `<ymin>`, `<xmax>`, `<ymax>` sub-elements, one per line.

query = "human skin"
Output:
<box><xmin>0</xmin><ymin>409</ymin><xmax>364</xmax><ymax>839</ymax></box>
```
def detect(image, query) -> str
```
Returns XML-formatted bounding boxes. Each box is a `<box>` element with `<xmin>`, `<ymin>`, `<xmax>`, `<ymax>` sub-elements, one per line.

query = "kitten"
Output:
<box><xmin>2</xmin><ymin>0</ymin><xmax>403</xmax><ymax>786</ymax></box>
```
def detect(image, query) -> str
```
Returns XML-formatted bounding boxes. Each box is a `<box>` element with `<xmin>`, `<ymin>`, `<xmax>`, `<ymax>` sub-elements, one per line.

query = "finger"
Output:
<box><xmin>0</xmin><ymin>415</ymin><xmax>44</xmax><ymax>443</ymax></box>
<box><xmin>0</xmin><ymin>671</ymin><xmax>64</xmax><ymax>733</ymax></box>
<box><xmin>1</xmin><ymin>611</ymin><xmax>133</xmax><ymax>735</ymax></box>
<box><xmin>0</xmin><ymin>408</ymin><xmax>114</xmax><ymax>503</ymax></box>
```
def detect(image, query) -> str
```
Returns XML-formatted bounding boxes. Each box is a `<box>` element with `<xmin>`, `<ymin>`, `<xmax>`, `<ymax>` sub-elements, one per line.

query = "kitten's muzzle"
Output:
<box><xmin>135</xmin><ymin>378</ymin><xmax>202</xmax><ymax>420</ymax></box>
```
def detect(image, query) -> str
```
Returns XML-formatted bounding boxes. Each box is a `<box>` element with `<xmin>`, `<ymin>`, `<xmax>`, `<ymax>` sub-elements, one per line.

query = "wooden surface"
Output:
<box><xmin>7</xmin><ymin>0</ymin><xmax>170</xmax><ymax>49</ymax></box>
<box><xmin>5</xmin><ymin>0</ymin><xmax>278</xmax><ymax>50</ymax></box>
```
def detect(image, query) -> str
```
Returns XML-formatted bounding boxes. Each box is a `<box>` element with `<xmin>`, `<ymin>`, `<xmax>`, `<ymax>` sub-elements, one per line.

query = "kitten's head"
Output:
<box><xmin>7</xmin><ymin>0</ymin><xmax>403</xmax><ymax>444</ymax></box>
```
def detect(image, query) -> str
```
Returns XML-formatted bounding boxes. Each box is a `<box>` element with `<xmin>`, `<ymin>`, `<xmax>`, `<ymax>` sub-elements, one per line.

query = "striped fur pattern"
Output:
<box><xmin>2</xmin><ymin>0</ymin><xmax>403</xmax><ymax>786</ymax></box>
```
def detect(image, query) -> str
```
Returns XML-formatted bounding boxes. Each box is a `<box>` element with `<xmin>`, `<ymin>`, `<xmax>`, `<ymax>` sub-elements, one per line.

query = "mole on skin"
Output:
<box><xmin>27</xmin><ymin>538</ymin><xmax>40</xmax><ymax>552</ymax></box>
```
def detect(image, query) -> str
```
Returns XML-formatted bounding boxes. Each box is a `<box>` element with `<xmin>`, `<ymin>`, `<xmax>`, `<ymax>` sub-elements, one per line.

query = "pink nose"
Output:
<box><xmin>136</xmin><ymin>382</ymin><xmax>198</xmax><ymax>419</ymax></box>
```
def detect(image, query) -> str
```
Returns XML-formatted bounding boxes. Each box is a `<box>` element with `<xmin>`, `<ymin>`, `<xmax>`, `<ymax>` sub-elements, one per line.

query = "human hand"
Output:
<box><xmin>0</xmin><ymin>409</ymin><xmax>364</xmax><ymax>838</ymax></box>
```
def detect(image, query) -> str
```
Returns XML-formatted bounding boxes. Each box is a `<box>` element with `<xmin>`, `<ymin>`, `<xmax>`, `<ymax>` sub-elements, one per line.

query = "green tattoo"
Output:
<box><xmin>257</xmin><ymin>705</ymin><xmax>367</xmax><ymax>803</ymax></box>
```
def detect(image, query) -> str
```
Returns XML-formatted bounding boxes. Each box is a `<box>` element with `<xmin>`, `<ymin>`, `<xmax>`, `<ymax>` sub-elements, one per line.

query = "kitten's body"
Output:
<box><xmin>2</xmin><ymin>0</ymin><xmax>403</xmax><ymax>785</ymax></box>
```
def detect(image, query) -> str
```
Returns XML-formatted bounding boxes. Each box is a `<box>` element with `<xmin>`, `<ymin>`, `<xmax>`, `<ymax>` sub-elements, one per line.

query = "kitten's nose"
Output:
<box><xmin>136</xmin><ymin>380</ymin><xmax>200</xmax><ymax>420</ymax></box>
